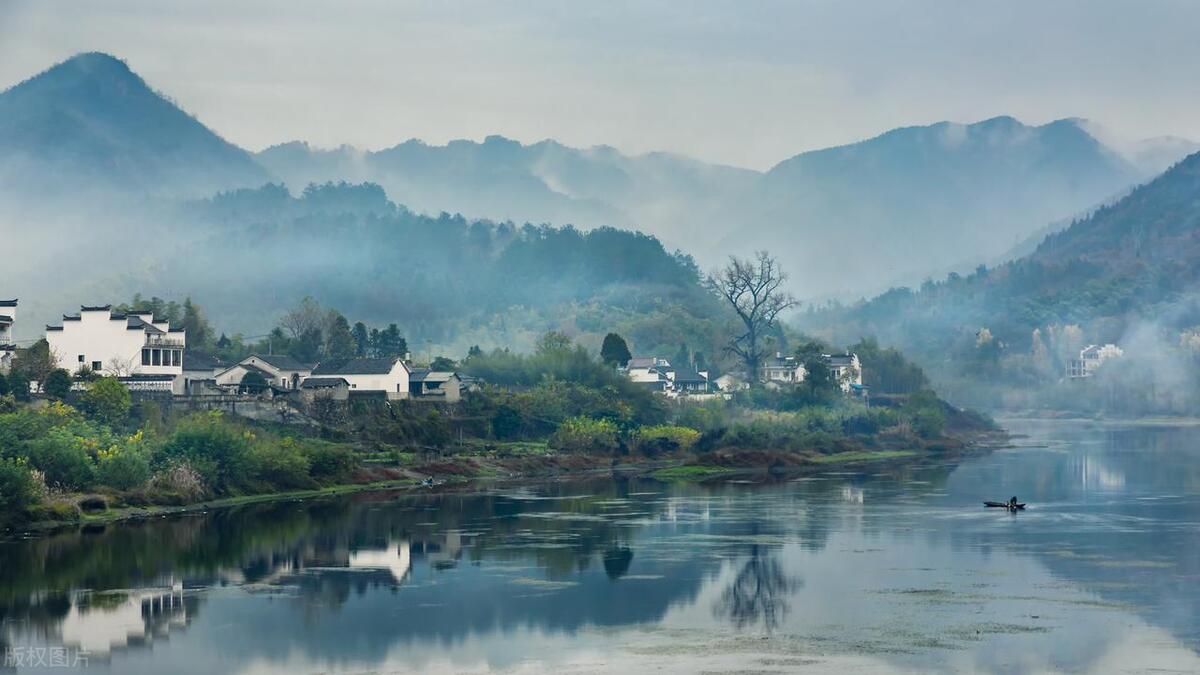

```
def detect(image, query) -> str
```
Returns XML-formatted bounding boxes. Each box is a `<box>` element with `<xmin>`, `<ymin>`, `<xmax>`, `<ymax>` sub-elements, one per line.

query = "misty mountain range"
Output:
<box><xmin>3</xmin><ymin>52</ymin><xmax>1199</xmax><ymax>347</ymax></box>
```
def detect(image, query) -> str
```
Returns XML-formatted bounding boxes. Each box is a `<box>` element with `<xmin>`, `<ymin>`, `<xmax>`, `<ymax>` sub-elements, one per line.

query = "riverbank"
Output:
<box><xmin>10</xmin><ymin>425</ymin><xmax>1009</xmax><ymax>534</ymax></box>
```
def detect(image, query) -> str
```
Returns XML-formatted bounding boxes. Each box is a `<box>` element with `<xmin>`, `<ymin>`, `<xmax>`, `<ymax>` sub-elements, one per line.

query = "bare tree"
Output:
<box><xmin>706</xmin><ymin>252</ymin><xmax>797</xmax><ymax>383</ymax></box>
<box><xmin>106</xmin><ymin>356</ymin><xmax>136</xmax><ymax>377</ymax></box>
<box><xmin>279</xmin><ymin>296</ymin><xmax>325</xmax><ymax>340</ymax></box>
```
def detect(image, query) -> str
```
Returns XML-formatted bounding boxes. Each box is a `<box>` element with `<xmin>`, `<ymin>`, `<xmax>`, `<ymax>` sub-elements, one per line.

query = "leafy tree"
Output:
<box><xmin>240</xmin><ymin>370</ymin><xmax>269</xmax><ymax>394</ymax></box>
<box><xmin>430</xmin><ymin>356</ymin><xmax>456</xmax><ymax>371</ymax></box>
<box><xmin>6</xmin><ymin>370</ymin><xmax>30</xmax><ymax>402</ymax></box>
<box><xmin>181</xmin><ymin>297</ymin><xmax>214</xmax><ymax>349</ymax></box>
<box><xmin>467</xmin><ymin>345</ymin><xmax>484</xmax><ymax>359</ymax></box>
<box><xmin>290</xmin><ymin>327</ymin><xmax>323</xmax><ymax>363</ymax></box>
<box><xmin>673</xmin><ymin>342</ymin><xmax>691</xmax><ymax>370</ymax></box>
<box><xmin>159</xmin><ymin>412</ymin><xmax>252</xmax><ymax>494</ymax></box>
<box><xmin>351</xmin><ymin>321</ymin><xmax>370</xmax><ymax>356</ymax></box>
<box><xmin>26</xmin><ymin>430</ymin><xmax>94</xmax><ymax>490</ymax></box>
<box><xmin>43</xmin><ymin>369</ymin><xmax>72</xmax><ymax>400</ymax></box>
<box><xmin>0</xmin><ymin>458</ymin><xmax>41</xmax><ymax>518</ymax></box>
<box><xmin>600</xmin><ymin>333</ymin><xmax>632</xmax><ymax>368</ymax></box>
<box><xmin>707</xmin><ymin>252</ymin><xmax>797</xmax><ymax>384</ymax></box>
<box><xmin>325</xmin><ymin>313</ymin><xmax>356</xmax><ymax>359</ymax></box>
<box><xmin>536</xmin><ymin>331</ymin><xmax>573</xmax><ymax>355</ymax></box>
<box><xmin>0</xmin><ymin>372</ymin><xmax>8</xmax><ymax>397</ymax></box>
<box><xmin>372</xmin><ymin>323</ymin><xmax>407</xmax><ymax>358</ymax></box>
<box><xmin>12</xmin><ymin>340</ymin><xmax>56</xmax><ymax>386</ymax></box>
<box><xmin>80</xmin><ymin>377</ymin><xmax>131</xmax><ymax>426</ymax></box>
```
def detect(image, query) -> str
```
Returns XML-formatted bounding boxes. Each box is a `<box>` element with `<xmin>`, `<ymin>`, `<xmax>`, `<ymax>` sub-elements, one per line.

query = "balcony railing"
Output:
<box><xmin>145</xmin><ymin>335</ymin><xmax>185</xmax><ymax>348</ymax></box>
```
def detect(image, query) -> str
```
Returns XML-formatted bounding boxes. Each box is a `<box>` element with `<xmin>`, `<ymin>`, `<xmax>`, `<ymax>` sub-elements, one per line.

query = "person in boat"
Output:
<box><xmin>1008</xmin><ymin>496</ymin><xmax>1019</xmax><ymax>509</ymax></box>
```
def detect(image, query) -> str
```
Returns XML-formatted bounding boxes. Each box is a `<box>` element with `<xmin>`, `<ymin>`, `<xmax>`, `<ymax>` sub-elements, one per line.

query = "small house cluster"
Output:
<box><xmin>759</xmin><ymin>351</ymin><xmax>865</xmax><ymax>394</ymax></box>
<box><xmin>19</xmin><ymin>304</ymin><xmax>472</xmax><ymax>402</ymax></box>
<box><xmin>1066</xmin><ymin>343</ymin><xmax>1123</xmax><ymax>379</ymax></box>
<box><xmin>622</xmin><ymin>357</ymin><xmax>714</xmax><ymax>396</ymax></box>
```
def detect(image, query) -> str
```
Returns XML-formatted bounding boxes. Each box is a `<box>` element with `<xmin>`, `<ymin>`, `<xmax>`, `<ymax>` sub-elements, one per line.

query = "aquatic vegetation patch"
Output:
<box><xmin>651</xmin><ymin>465</ymin><xmax>738</xmax><ymax>481</ymax></box>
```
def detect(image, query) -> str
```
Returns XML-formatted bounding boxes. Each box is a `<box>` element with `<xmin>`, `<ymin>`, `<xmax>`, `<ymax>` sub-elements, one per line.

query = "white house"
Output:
<box><xmin>215</xmin><ymin>354</ymin><xmax>314</xmax><ymax>391</ymax></box>
<box><xmin>0</xmin><ymin>298</ymin><xmax>16</xmax><ymax>372</ymax></box>
<box><xmin>46</xmin><ymin>305</ymin><xmax>186</xmax><ymax>390</ymax></box>
<box><xmin>1067</xmin><ymin>343</ymin><xmax>1123</xmax><ymax>378</ymax></box>
<box><xmin>310</xmin><ymin>357</ymin><xmax>410</xmax><ymax>400</ymax></box>
<box><xmin>826</xmin><ymin>353</ymin><xmax>863</xmax><ymax>392</ymax></box>
<box><xmin>408</xmin><ymin>370</ymin><xmax>465</xmax><ymax>402</ymax></box>
<box><xmin>623</xmin><ymin>356</ymin><xmax>672</xmax><ymax>392</ymax></box>
<box><xmin>760</xmin><ymin>352</ymin><xmax>862</xmax><ymax>392</ymax></box>
<box><xmin>760</xmin><ymin>354</ymin><xmax>806</xmax><ymax>385</ymax></box>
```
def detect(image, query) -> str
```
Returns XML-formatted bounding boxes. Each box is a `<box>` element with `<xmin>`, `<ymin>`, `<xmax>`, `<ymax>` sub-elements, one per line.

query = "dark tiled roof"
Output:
<box><xmin>627</xmin><ymin>356</ymin><xmax>666</xmax><ymax>369</ymax></box>
<box><xmin>671</xmin><ymin>367</ymin><xmax>708</xmax><ymax>383</ymax></box>
<box><xmin>127</xmin><ymin>316</ymin><xmax>165</xmax><ymax>333</ymax></box>
<box><xmin>411</xmin><ymin>370</ymin><xmax>458</xmax><ymax>383</ymax></box>
<box><xmin>301</xmin><ymin>377</ymin><xmax>349</xmax><ymax>389</ymax></box>
<box><xmin>0</xmin><ymin>315</ymin><xmax>12</xmax><ymax>324</ymax></box>
<box><xmin>252</xmin><ymin>354</ymin><xmax>314</xmax><ymax>371</ymax></box>
<box><xmin>313</xmin><ymin>357</ymin><xmax>404</xmax><ymax>375</ymax></box>
<box><xmin>119</xmin><ymin>374</ymin><xmax>176</xmax><ymax>382</ymax></box>
<box><xmin>80</xmin><ymin>305</ymin><xmax>112</xmax><ymax>312</ymax></box>
<box><xmin>183</xmin><ymin>351</ymin><xmax>224</xmax><ymax>371</ymax></box>
<box><xmin>0</xmin><ymin>299</ymin><xmax>17</xmax><ymax>307</ymax></box>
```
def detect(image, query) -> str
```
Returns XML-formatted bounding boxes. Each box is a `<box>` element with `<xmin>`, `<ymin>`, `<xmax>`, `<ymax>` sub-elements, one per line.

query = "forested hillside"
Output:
<box><xmin>803</xmin><ymin>150</ymin><xmax>1200</xmax><ymax>412</ymax></box>
<box><xmin>163</xmin><ymin>182</ymin><xmax>730</xmax><ymax>359</ymax></box>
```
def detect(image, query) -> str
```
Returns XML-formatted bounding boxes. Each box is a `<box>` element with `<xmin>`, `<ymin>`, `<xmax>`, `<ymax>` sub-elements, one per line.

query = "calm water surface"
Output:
<box><xmin>3</xmin><ymin>419</ymin><xmax>1200</xmax><ymax>674</ymax></box>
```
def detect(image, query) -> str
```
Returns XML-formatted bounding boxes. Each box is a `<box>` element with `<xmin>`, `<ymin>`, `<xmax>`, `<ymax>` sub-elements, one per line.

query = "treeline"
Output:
<box><xmin>162</xmin><ymin>182</ymin><xmax>726</xmax><ymax>357</ymax></box>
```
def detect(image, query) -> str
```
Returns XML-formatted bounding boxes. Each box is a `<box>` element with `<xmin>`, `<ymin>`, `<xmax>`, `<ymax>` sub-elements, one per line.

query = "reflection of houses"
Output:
<box><xmin>409</xmin><ymin>369</ymin><xmax>465</xmax><ymax>402</ymax></box>
<box><xmin>622</xmin><ymin>356</ymin><xmax>711</xmax><ymax>395</ymax></box>
<box><xmin>348</xmin><ymin>539</ymin><xmax>413</xmax><ymax>583</ymax></box>
<box><xmin>1067</xmin><ymin>343</ymin><xmax>1123</xmax><ymax>379</ymax></box>
<box><xmin>58</xmin><ymin>585</ymin><xmax>191</xmax><ymax>656</ymax></box>
<box><xmin>0</xmin><ymin>298</ymin><xmax>17</xmax><ymax>371</ymax></box>
<box><xmin>46</xmin><ymin>305</ymin><xmax>187</xmax><ymax>393</ymax></box>
<box><xmin>215</xmin><ymin>354</ymin><xmax>314</xmax><ymax>391</ymax></box>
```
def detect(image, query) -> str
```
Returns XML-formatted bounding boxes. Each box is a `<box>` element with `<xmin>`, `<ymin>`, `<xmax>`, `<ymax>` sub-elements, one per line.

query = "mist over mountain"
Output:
<box><xmin>3</xmin><ymin>51</ymin><xmax>1198</xmax><ymax>346</ymax></box>
<box><xmin>0</xmin><ymin>53</ymin><xmax>267</xmax><ymax>206</ymax></box>
<box><xmin>802</xmin><ymin>148</ymin><xmax>1200</xmax><ymax>406</ymax></box>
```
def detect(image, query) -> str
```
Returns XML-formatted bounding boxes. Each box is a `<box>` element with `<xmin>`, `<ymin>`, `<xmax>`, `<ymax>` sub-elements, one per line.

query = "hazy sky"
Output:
<box><xmin>2</xmin><ymin>0</ymin><xmax>1199</xmax><ymax>169</ymax></box>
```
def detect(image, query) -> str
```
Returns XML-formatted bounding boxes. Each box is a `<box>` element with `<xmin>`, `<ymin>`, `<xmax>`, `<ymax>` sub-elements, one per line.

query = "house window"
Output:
<box><xmin>78</xmin><ymin>354</ymin><xmax>85</xmax><ymax>363</ymax></box>
<box><xmin>142</xmin><ymin>349</ymin><xmax>151</xmax><ymax>366</ymax></box>
<box><xmin>92</xmin><ymin>361</ymin><xmax>102</xmax><ymax>371</ymax></box>
<box><xmin>172</xmin><ymin>350</ymin><xmax>181</xmax><ymax>366</ymax></box>
<box><xmin>152</xmin><ymin>349</ymin><xmax>161</xmax><ymax>366</ymax></box>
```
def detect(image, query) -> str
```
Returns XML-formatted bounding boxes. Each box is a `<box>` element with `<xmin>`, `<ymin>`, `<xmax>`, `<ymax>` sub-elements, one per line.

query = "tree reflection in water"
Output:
<box><xmin>714</xmin><ymin>543</ymin><xmax>798</xmax><ymax>632</ymax></box>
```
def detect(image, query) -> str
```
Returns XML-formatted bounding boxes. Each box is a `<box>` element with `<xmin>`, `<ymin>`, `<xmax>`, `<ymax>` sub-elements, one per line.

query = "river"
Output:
<box><xmin>2</xmin><ymin>419</ymin><xmax>1199</xmax><ymax>674</ymax></box>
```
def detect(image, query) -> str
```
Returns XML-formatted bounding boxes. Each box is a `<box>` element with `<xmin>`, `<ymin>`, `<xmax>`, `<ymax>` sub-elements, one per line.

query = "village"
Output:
<box><xmin>0</xmin><ymin>298</ymin><xmax>1129</xmax><ymax>412</ymax></box>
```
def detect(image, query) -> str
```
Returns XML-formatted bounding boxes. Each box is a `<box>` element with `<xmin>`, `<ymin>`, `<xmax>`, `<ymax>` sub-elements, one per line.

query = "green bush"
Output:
<box><xmin>304</xmin><ymin>442</ymin><xmax>356</xmax><ymax>483</ymax></box>
<box><xmin>0</xmin><ymin>457</ymin><xmax>42</xmax><ymax>517</ymax></box>
<box><xmin>631</xmin><ymin>425</ymin><xmax>701</xmax><ymax>455</ymax></box>
<box><xmin>24</xmin><ymin>430</ymin><xmax>94</xmax><ymax>490</ymax></box>
<box><xmin>95</xmin><ymin>442</ymin><xmax>151</xmax><ymax>490</ymax></box>
<box><xmin>548</xmin><ymin>416</ymin><xmax>620</xmax><ymax>454</ymax></box>
<box><xmin>248</xmin><ymin>439</ymin><xmax>312</xmax><ymax>490</ymax></box>
<box><xmin>158</xmin><ymin>412</ymin><xmax>251</xmax><ymax>494</ymax></box>
<box><xmin>44</xmin><ymin>369</ymin><xmax>73</xmax><ymax>400</ymax></box>
<box><xmin>80</xmin><ymin>377</ymin><xmax>131</xmax><ymax>426</ymax></box>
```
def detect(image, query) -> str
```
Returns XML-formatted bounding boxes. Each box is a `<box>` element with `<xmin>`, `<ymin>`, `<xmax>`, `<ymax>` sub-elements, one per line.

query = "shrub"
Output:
<box><xmin>24</xmin><ymin>430</ymin><xmax>94</xmax><ymax>490</ymax></box>
<box><xmin>79</xmin><ymin>377</ymin><xmax>131</xmax><ymax>426</ymax></box>
<box><xmin>158</xmin><ymin>412</ymin><xmax>251</xmax><ymax>494</ymax></box>
<box><xmin>304</xmin><ymin>442</ymin><xmax>355</xmax><ymax>483</ymax></box>
<box><xmin>247</xmin><ymin>439</ymin><xmax>312</xmax><ymax>490</ymax></box>
<box><xmin>631</xmin><ymin>425</ymin><xmax>701</xmax><ymax>455</ymax></box>
<box><xmin>95</xmin><ymin>442</ymin><xmax>151</xmax><ymax>491</ymax></box>
<box><xmin>549</xmin><ymin>416</ymin><xmax>620</xmax><ymax>454</ymax></box>
<box><xmin>7</xmin><ymin>371</ymin><xmax>30</xmax><ymax>402</ymax></box>
<box><xmin>147</xmin><ymin>461</ymin><xmax>208</xmax><ymax>502</ymax></box>
<box><xmin>0</xmin><ymin>372</ymin><xmax>8</xmax><ymax>397</ymax></box>
<box><xmin>44</xmin><ymin>369</ymin><xmax>73</xmax><ymax>400</ymax></box>
<box><xmin>0</xmin><ymin>458</ymin><xmax>41</xmax><ymax>516</ymax></box>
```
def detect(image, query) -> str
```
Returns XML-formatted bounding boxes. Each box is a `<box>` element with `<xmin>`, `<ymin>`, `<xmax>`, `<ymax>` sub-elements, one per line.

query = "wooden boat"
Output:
<box><xmin>983</xmin><ymin>501</ymin><xmax>1026</xmax><ymax>510</ymax></box>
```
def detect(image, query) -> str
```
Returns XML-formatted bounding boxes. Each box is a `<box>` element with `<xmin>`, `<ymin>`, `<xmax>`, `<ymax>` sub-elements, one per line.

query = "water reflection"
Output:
<box><xmin>1</xmin><ymin>421</ymin><xmax>1199</xmax><ymax>673</ymax></box>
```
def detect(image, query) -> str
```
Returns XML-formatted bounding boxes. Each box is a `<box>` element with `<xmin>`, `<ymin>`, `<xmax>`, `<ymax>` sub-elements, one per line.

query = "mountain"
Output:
<box><xmin>801</xmin><ymin>149</ymin><xmax>1200</xmax><ymax>404</ymax></box>
<box><xmin>0</xmin><ymin>52</ymin><xmax>268</xmax><ymax>202</ymax></box>
<box><xmin>729</xmin><ymin>116</ymin><xmax>1149</xmax><ymax>298</ymax></box>
<box><xmin>255</xmin><ymin>136</ymin><xmax>758</xmax><ymax>246</ymax></box>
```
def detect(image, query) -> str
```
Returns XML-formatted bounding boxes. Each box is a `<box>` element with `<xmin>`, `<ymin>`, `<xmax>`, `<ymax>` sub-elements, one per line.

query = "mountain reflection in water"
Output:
<box><xmin>2</xmin><ymin>419</ymin><xmax>1199</xmax><ymax>673</ymax></box>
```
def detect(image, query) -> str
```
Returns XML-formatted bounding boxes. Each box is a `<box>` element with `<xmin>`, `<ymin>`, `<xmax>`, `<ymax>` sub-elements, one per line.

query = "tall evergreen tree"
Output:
<box><xmin>600</xmin><ymin>333</ymin><xmax>632</xmax><ymax>368</ymax></box>
<box><xmin>351</xmin><ymin>321</ymin><xmax>370</xmax><ymax>356</ymax></box>
<box><xmin>325</xmin><ymin>314</ymin><xmax>356</xmax><ymax>359</ymax></box>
